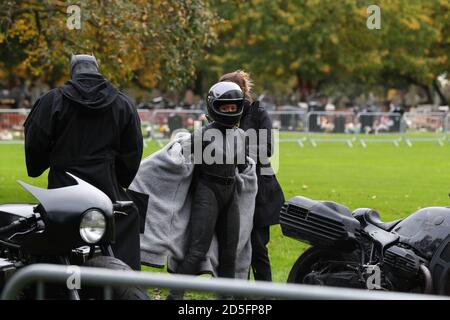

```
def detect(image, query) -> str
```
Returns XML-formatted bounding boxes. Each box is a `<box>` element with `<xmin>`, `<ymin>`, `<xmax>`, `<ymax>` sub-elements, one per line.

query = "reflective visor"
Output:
<box><xmin>212</xmin><ymin>99</ymin><xmax>244</xmax><ymax>117</ymax></box>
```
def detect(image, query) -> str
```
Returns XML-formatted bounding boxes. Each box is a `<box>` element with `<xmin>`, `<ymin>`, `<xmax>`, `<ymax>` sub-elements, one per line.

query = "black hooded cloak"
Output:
<box><xmin>24</xmin><ymin>73</ymin><xmax>143</xmax><ymax>270</ymax></box>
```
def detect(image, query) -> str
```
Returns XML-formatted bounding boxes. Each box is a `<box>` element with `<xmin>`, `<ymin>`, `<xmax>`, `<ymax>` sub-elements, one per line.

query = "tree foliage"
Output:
<box><xmin>0</xmin><ymin>0</ymin><xmax>218</xmax><ymax>88</ymax></box>
<box><xmin>1</xmin><ymin>0</ymin><xmax>449</xmax><ymax>101</ymax></box>
<box><xmin>203</xmin><ymin>0</ymin><xmax>450</xmax><ymax>100</ymax></box>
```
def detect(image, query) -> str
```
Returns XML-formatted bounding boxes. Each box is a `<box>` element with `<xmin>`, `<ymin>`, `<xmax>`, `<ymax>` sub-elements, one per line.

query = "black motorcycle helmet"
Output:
<box><xmin>70</xmin><ymin>54</ymin><xmax>100</xmax><ymax>78</ymax></box>
<box><xmin>206</xmin><ymin>81</ymin><xmax>244</xmax><ymax>127</ymax></box>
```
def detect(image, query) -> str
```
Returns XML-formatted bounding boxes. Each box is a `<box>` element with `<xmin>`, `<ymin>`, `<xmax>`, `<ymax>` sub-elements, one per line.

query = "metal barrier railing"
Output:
<box><xmin>1</xmin><ymin>108</ymin><xmax>450</xmax><ymax>148</ymax></box>
<box><xmin>137</xmin><ymin>109</ymin><xmax>153</xmax><ymax>123</ymax></box>
<box><xmin>305</xmin><ymin>111</ymin><xmax>357</xmax><ymax>147</ymax></box>
<box><xmin>148</xmin><ymin>109</ymin><xmax>205</xmax><ymax>147</ymax></box>
<box><xmin>401</xmin><ymin>112</ymin><xmax>447</xmax><ymax>146</ymax></box>
<box><xmin>1</xmin><ymin>263</ymin><xmax>447</xmax><ymax>300</ymax></box>
<box><xmin>355</xmin><ymin>112</ymin><xmax>403</xmax><ymax>147</ymax></box>
<box><xmin>442</xmin><ymin>113</ymin><xmax>450</xmax><ymax>144</ymax></box>
<box><xmin>0</xmin><ymin>109</ymin><xmax>29</xmax><ymax>144</ymax></box>
<box><xmin>268</xmin><ymin>110</ymin><xmax>307</xmax><ymax>147</ymax></box>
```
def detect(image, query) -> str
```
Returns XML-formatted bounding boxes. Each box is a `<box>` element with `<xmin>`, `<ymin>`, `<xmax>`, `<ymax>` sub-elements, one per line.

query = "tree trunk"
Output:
<box><xmin>296</xmin><ymin>72</ymin><xmax>312</xmax><ymax>102</ymax></box>
<box><xmin>433</xmin><ymin>79</ymin><xmax>448</xmax><ymax>106</ymax></box>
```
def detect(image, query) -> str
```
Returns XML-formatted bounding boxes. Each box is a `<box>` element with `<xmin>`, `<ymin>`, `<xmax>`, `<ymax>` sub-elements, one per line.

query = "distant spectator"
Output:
<box><xmin>29</xmin><ymin>78</ymin><xmax>50</xmax><ymax>106</ymax></box>
<box><xmin>182</xmin><ymin>89</ymin><xmax>194</xmax><ymax>109</ymax></box>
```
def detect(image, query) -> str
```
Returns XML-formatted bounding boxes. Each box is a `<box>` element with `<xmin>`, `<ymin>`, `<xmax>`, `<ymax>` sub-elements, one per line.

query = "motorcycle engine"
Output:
<box><xmin>303</xmin><ymin>259</ymin><xmax>369</xmax><ymax>289</ymax></box>
<box><xmin>383</xmin><ymin>245</ymin><xmax>422</xmax><ymax>278</ymax></box>
<box><xmin>304</xmin><ymin>269</ymin><xmax>366</xmax><ymax>288</ymax></box>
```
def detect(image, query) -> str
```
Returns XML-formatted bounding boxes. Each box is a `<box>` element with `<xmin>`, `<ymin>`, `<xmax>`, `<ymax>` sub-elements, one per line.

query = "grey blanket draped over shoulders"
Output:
<box><xmin>128</xmin><ymin>132</ymin><xmax>257</xmax><ymax>278</ymax></box>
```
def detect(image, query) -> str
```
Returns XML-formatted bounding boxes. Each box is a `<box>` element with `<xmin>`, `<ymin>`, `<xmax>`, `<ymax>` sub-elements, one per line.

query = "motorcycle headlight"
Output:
<box><xmin>80</xmin><ymin>209</ymin><xmax>106</xmax><ymax>244</ymax></box>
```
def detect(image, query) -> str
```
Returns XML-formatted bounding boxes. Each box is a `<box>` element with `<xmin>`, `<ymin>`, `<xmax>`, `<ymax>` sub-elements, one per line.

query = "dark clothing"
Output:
<box><xmin>23</xmin><ymin>73</ymin><xmax>143</xmax><ymax>270</ymax></box>
<box><xmin>174</xmin><ymin>122</ymin><xmax>248</xmax><ymax>280</ymax></box>
<box><xmin>240</xmin><ymin>100</ymin><xmax>284</xmax><ymax>283</ymax></box>
<box><xmin>175</xmin><ymin>176</ymin><xmax>240</xmax><ymax>278</ymax></box>
<box><xmin>239</xmin><ymin>100</ymin><xmax>284</xmax><ymax>228</ymax></box>
<box><xmin>192</xmin><ymin>121</ymin><xmax>248</xmax><ymax>178</ymax></box>
<box><xmin>250</xmin><ymin>226</ymin><xmax>272</xmax><ymax>281</ymax></box>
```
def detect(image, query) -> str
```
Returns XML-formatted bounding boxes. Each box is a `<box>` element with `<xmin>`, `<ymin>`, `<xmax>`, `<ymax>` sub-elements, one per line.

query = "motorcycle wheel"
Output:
<box><xmin>81</xmin><ymin>256</ymin><xmax>150</xmax><ymax>300</ymax></box>
<box><xmin>287</xmin><ymin>246</ymin><xmax>350</xmax><ymax>284</ymax></box>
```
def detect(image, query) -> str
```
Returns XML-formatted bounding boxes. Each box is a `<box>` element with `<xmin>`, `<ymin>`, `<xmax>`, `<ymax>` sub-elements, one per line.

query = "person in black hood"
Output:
<box><xmin>23</xmin><ymin>54</ymin><xmax>143</xmax><ymax>270</ymax></box>
<box><xmin>220</xmin><ymin>70</ymin><xmax>285</xmax><ymax>282</ymax></box>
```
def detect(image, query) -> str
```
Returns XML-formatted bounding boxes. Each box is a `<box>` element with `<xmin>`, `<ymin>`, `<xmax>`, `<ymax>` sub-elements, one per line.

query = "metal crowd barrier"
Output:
<box><xmin>1</xmin><ymin>108</ymin><xmax>450</xmax><ymax>148</ymax></box>
<box><xmin>356</xmin><ymin>112</ymin><xmax>403</xmax><ymax>147</ymax></box>
<box><xmin>445</xmin><ymin>113</ymin><xmax>450</xmax><ymax>143</ymax></box>
<box><xmin>137</xmin><ymin>109</ymin><xmax>154</xmax><ymax>147</ymax></box>
<box><xmin>268</xmin><ymin>110</ymin><xmax>307</xmax><ymax>147</ymax></box>
<box><xmin>1</xmin><ymin>263</ymin><xmax>447</xmax><ymax>300</ymax></box>
<box><xmin>0</xmin><ymin>109</ymin><xmax>29</xmax><ymax>144</ymax></box>
<box><xmin>147</xmin><ymin>109</ymin><xmax>205</xmax><ymax>147</ymax></box>
<box><xmin>401</xmin><ymin>112</ymin><xmax>447</xmax><ymax>146</ymax></box>
<box><xmin>305</xmin><ymin>111</ymin><xmax>357</xmax><ymax>147</ymax></box>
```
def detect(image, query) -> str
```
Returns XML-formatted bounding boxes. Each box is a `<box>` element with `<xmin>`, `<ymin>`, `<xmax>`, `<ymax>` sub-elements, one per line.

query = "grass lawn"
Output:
<box><xmin>1</xmin><ymin>135</ymin><xmax>450</xmax><ymax>298</ymax></box>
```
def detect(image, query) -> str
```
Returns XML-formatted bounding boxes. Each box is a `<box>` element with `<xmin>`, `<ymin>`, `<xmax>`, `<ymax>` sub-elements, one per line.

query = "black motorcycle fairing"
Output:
<box><xmin>392</xmin><ymin>207</ymin><xmax>450</xmax><ymax>260</ymax></box>
<box><xmin>384</xmin><ymin>245</ymin><xmax>422</xmax><ymax>278</ymax></box>
<box><xmin>352</xmin><ymin>208</ymin><xmax>400</xmax><ymax>252</ymax></box>
<box><xmin>17</xmin><ymin>173</ymin><xmax>113</xmax><ymax>218</ymax></box>
<box><xmin>429</xmin><ymin>234</ymin><xmax>450</xmax><ymax>294</ymax></box>
<box><xmin>353</xmin><ymin>208</ymin><xmax>402</xmax><ymax>231</ymax></box>
<box><xmin>6</xmin><ymin>173</ymin><xmax>115</xmax><ymax>254</ymax></box>
<box><xmin>363</xmin><ymin>223</ymin><xmax>399</xmax><ymax>251</ymax></box>
<box><xmin>280</xmin><ymin>196</ymin><xmax>361</xmax><ymax>249</ymax></box>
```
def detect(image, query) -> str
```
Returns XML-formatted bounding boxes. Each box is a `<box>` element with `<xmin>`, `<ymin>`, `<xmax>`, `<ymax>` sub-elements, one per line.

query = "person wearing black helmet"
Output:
<box><xmin>167</xmin><ymin>81</ymin><xmax>249</xmax><ymax>299</ymax></box>
<box><xmin>23</xmin><ymin>54</ymin><xmax>143</xmax><ymax>270</ymax></box>
<box><xmin>219</xmin><ymin>70</ymin><xmax>285</xmax><ymax>283</ymax></box>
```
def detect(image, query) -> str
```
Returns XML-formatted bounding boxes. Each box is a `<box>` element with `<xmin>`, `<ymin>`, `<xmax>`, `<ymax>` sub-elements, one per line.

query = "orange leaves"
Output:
<box><xmin>275</xmin><ymin>67</ymin><xmax>284</xmax><ymax>76</ymax></box>
<box><xmin>321</xmin><ymin>64</ymin><xmax>331</xmax><ymax>74</ymax></box>
<box><xmin>8</xmin><ymin>17</ymin><xmax>38</xmax><ymax>43</ymax></box>
<box><xmin>287</xmin><ymin>15</ymin><xmax>295</xmax><ymax>26</ymax></box>
<box><xmin>400</xmin><ymin>17</ymin><xmax>421</xmax><ymax>31</ymax></box>
<box><xmin>0</xmin><ymin>0</ymin><xmax>217</xmax><ymax>89</ymax></box>
<box><xmin>329</xmin><ymin>34</ymin><xmax>339</xmax><ymax>45</ymax></box>
<box><xmin>290</xmin><ymin>62</ymin><xmax>300</xmax><ymax>71</ymax></box>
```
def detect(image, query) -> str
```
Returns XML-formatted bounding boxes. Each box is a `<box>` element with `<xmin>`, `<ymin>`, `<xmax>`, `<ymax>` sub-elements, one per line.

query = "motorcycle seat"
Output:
<box><xmin>364</xmin><ymin>209</ymin><xmax>402</xmax><ymax>231</ymax></box>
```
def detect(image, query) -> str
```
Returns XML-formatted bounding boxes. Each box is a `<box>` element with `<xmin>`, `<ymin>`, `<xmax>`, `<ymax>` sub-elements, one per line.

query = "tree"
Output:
<box><xmin>202</xmin><ymin>0</ymin><xmax>450</xmax><ymax>103</ymax></box>
<box><xmin>0</xmin><ymin>0</ymin><xmax>218</xmax><ymax>89</ymax></box>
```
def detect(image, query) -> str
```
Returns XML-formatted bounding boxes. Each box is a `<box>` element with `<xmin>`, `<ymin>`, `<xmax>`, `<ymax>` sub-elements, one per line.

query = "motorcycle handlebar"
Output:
<box><xmin>0</xmin><ymin>214</ymin><xmax>40</xmax><ymax>235</ymax></box>
<box><xmin>113</xmin><ymin>201</ymin><xmax>134</xmax><ymax>210</ymax></box>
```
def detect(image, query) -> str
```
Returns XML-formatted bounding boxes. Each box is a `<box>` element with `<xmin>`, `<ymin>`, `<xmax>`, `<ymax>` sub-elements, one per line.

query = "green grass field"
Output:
<box><xmin>1</xmin><ymin>136</ymin><xmax>450</xmax><ymax>298</ymax></box>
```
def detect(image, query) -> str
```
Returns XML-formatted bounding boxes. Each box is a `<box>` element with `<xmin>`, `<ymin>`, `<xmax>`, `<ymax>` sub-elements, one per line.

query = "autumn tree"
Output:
<box><xmin>0</xmin><ymin>0</ymin><xmax>218</xmax><ymax>89</ymax></box>
<box><xmin>202</xmin><ymin>0</ymin><xmax>450</xmax><ymax>103</ymax></box>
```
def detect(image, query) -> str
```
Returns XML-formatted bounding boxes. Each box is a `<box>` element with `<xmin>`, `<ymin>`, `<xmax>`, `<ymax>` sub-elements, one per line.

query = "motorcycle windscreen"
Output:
<box><xmin>17</xmin><ymin>172</ymin><xmax>113</xmax><ymax>217</ymax></box>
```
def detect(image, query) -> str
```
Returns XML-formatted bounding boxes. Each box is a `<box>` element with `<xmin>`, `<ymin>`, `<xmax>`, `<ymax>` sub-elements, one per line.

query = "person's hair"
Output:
<box><xmin>219</xmin><ymin>70</ymin><xmax>253</xmax><ymax>102</ymax></box>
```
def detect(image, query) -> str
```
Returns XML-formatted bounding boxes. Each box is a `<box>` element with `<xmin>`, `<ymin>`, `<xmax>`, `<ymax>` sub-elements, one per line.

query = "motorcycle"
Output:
<box><xmin>0</xmin><ymin>173</ymin><xmax>149</xmax><ymax>300</ymax></box>
<box><xmin>281</xmin><ymin>196</ymin><xmax>450</xmax><ymax>295</ymax></box>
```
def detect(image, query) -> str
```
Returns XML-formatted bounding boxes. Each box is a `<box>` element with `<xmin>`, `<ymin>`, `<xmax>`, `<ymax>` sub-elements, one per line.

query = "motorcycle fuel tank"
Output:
<box><xmin>392</xmin><ymin>207</ymin><xmax>450</xmax><ymax>260</ymax></box>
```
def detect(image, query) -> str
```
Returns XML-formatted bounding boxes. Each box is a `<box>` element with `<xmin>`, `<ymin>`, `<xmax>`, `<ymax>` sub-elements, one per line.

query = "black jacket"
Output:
<box><xmin>239</xmin><ymin>100</ymin><xmax>285</xmax><ymax>227</ymax></box>
<box><xmin>24</xmin><ymin>73</ymin><xmax>143</xmax><ymax>200</ymax></box>
<box><xmin>191</xmin><ymin>121</ymin><xmax>249</xmax><ymax>179</ymax></box>
<box><xmin>23</xmin><ymin>73</ymin><xmax>144</xmax><ymax>270</ymax></box>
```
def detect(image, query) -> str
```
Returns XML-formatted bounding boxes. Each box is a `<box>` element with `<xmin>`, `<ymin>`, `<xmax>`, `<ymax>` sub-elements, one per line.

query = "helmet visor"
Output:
<box><xmin>212</xmin><ymin>99</ymin><xmax>244</xmax><ymax>117</ymax></box>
